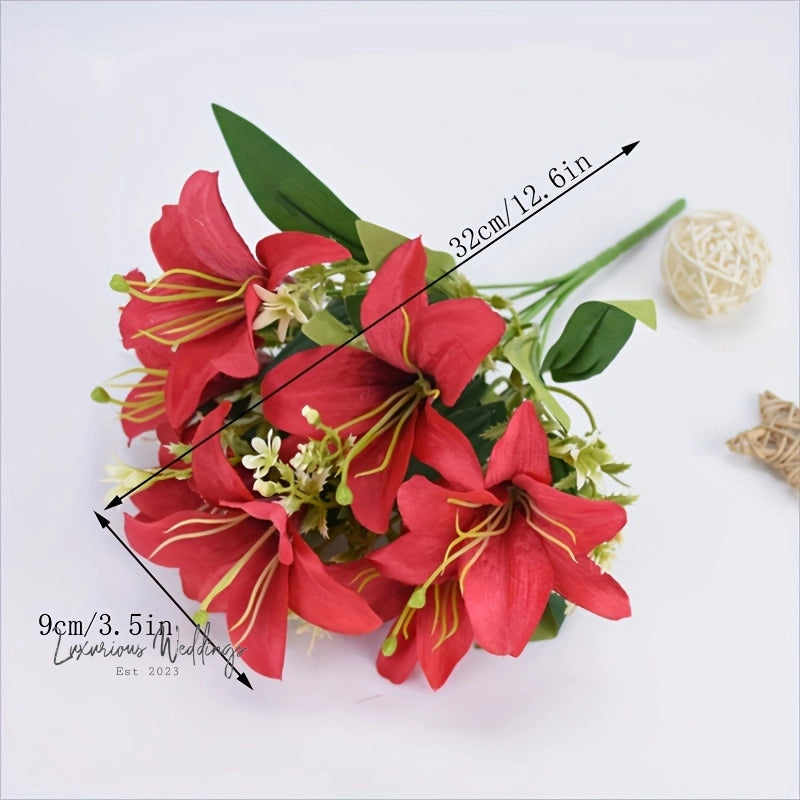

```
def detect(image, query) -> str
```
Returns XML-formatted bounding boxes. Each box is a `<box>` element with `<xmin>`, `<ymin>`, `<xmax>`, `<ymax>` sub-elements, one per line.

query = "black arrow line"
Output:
<box><xmin>93</xmin><ymin>511</ymin><xmax>253</xmax><ymax>690</ymax></box>
<box><xmin>104</xmin><ymin>141</ymin><xmax>639</xmax><ymax>510</ymax></box>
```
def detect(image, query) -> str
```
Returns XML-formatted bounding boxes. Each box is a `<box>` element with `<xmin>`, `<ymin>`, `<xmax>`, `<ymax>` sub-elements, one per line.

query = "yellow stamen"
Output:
<box><xmin>149</xmin><ymin>513</ymin><xmax>248</xmax><ymax>559</ymax></box>
<box><xmin>526</xmin><ymin>498</ymin><xmax>578</xmax><ymax>545</ymax></box>
<box><xmin>518</xmin><ymin>497</ymin><xmax>578</xmax><ymax>562</ymax></box>
<box><xmin>399</xmin><ymin>307</ymin><xmax>415</xmax><ymax>371</ymax></box>
<box><xmin>197</xmin><ymin>526</ymin><xmax>275</xmax><ymax>614</ymax></box>
<box><xmin>231</xmin><ymin>555</ymin><xmax>280</xmax><ymax>643</ymax></box>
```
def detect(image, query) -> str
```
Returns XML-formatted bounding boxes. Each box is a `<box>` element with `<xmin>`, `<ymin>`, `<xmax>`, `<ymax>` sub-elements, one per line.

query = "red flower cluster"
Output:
<box><xmin>109</xmin><ymin>171</ymin><xmax>630</xmax><ymax>687</ymax></box>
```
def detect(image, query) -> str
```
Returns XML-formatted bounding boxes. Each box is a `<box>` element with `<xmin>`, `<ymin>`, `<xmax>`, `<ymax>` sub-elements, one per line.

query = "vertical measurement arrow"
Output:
<box><xmin>102</xmin><ymin>140</ymin><xmax>641</xmax><ymax>511</ymax></box>
<box><xmin>93</xmin><ymin>511</ymin><xmax>253</xmax><ymax>690</ymax></box>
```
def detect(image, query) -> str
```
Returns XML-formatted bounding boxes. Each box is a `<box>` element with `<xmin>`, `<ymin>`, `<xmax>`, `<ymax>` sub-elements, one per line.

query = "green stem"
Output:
<box><xmin>526</xmin><ymin>198</ymin><xmax>686</xmax><ymax>359</ymax></box>
<box><xmin>546</xmin><ymin>385</ymin><xmax>597</xmax><ymax>430</ymax></box>
<box><xmin>475</xmin><ymin>277</ymin><xmax>566</xmax><ymax>292</ymax></box>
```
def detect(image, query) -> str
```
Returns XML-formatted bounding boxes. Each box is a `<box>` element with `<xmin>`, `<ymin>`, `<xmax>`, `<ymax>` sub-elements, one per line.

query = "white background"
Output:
<box><xmin>1</xmin><ymin>2</ymin><xmax>798</xmax><ymax>798</ymax></box>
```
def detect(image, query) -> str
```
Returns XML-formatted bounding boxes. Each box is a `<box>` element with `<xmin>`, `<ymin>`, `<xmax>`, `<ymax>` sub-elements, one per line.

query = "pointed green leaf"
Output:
<box><xmin>344</xmin><ymin>292</ymin><xmax>367</xmax><ymax>329</ymax></box>
<box><xmin>301</xmin><ymin>309</ymin><xmax>355</xmax><ymax>346</ymax></box>
<box><xmin>530</xmin><ymin>594</ymin><xmax>568</xmax><ymax>641</ymax></box>
<box><xmin>354</xmin><ymin>220</ymin><xmax>455</xmax><ymax>282</ymax></box>
<box><xmin>502</xmin><ymin>333</ymin><xmax>570</xmax><ymax>430</ymax></box>
<box><xmin>542</xmin><ymin>301</ymin><xmax>644</xmax><ymax>383</ymax></box>
<box><xmin>605</xmin><ymin>299</ymin><xmax>657</xmax><ymax>330</ymax></box>
<box><xmin>212</xmin><ymin>104</ymin><xmax>366</xmax><ymax>262</ymax></box>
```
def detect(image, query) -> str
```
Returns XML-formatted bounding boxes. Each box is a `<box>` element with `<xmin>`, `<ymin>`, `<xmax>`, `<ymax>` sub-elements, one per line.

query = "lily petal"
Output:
<box><xmin>461</xmin><ymin>509</ymin><xmax>553</xmax><ymax>656</ymax></box>
<box><xmin>261</xmin><ymin>346</ymin><xmax>408</xmax><ymax>437</ymax></box>
<box><xmin>412</xmin><ymin>402</ymin><xmax>484</xmax><ymax>491</ymax></box>
<box><xmin>225</xmin><ymin>555</ymin><xmax>290</xmax><ymax>680</ymax></box>
<box><xmin>377</xmin><ymin>618</ymin><xmax>419</xmax><ymax>686</ymax></box>
<box><xmin>164</xmin><ymin>338</ymin><xmax>228</xmax><ymax>429</ymax></box>
<box><xmin>515</xmin><ymin>473</ymin><xmax>626</xmax><ymax>557</ymax></box>
<box><xmin>377</xmin><ymin>476</ymin><xmax>499</xmax><ymax>584</ymax></box>
<box><xmin>409</xmin><ymin>298</ymin><xmax>505</xmax><ymax>406</ymax></box>
<box><xmin>288</xmin><ymin>536</ymin><xmax>382</xmax><ymax>634</ymax></box>
<box><xmin>255</xmin><ymin>232</ymin><xmax>351</xmax><ymax>290</ymax></box>
<box><xmin>347</xmin><ymin>406</ymin><xmax>419</xmax><ymax>533</ymax></box>
<box><xmin>129</xmin><ymin>478</ymin><xmax>199</xmax><ymax>522</ymax></box>
<box><xmin>327</xmin><ymin>560</ymin><xmax>409</xmax><ymax>622</ymax></box>
<box><xmin>360</xmin><ymin>238</ymin><xmax>428</xmax><ymax>373</ymax></box>
<box><xmin>174</xmin><ymin>170</ymin><xmax>265</xmax><ymax>282</ymax></box>
<box><xmin>417</xmin><ymin>581</ymin><xmax>474</xmax><ymax>690</ymax></box>
<box><xmin>546</xmin><ymin>548</ymin><xmax>631</xmax><ymax>620</ymax></box>
<box><xmin>191</xmin><ymin>402</ymin><xmax>254</xmax><ymax>506</ymax></box>
<box><xmin>485</xmin><ymin>400</ymin><xmax>552</xmax><ymax>488</ymax></box>
<box><xmin>149</xmin><ymin>204</ymin><xmax>205</xmax><ymax>272</ymax></box>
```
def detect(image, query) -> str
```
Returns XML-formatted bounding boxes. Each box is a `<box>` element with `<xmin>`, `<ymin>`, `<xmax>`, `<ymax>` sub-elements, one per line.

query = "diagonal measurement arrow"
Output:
<box><xmin>104</xmin><ymin>141</ymin><xmax>640</xmax><ymax>511</ymax></box>
<box><xmin>93</xmin><ymin>511</ymin><xmax>253</xmax><ymax>690</ymax></box>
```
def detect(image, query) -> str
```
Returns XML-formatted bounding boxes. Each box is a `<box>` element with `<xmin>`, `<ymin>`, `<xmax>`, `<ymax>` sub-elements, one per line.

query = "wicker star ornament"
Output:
<box><xmin>727</xmin><ymin>392</ymin><xmax>800</xmax><ymax>489</ymax></box>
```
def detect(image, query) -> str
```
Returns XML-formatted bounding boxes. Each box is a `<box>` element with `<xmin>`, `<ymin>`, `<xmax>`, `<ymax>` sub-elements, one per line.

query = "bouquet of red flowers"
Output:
<box><xmin>95</xmin><ymin>105</ymin><xmax>683</xmax><ymax>689</ymax></box>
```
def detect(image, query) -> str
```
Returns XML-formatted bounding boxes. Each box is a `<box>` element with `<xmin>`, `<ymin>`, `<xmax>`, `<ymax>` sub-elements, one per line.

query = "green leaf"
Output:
<box><xmin>530</xmin><ymin>594</ymin><xmax>568</xmax><ymax>641</ymax></box>
<box><xmin>344</xmin><ymin>292</ymin><xmax>366</xmax><ymax>329</ymax></box>
<box><xmin>354</xmin><ymin>220</ymin><xmax>455</xmax><ymax>283</ymax></box>
<box><xmin>212</xmin><ymin>104</ymin><xmax>366</xmax><ymax>262</ymax></box>
<box><xmin>502</xmin><ymin>333</ymin><xmax>571</xmax><ymax>431</ymax></box>
<box><xmin>605</xmin><ymin>299</ymin><xmax>657</xmax><ymax>330</ymax></box>
<box><xmin>542</xmin><ymin>301</ymin><xmax>646</xmax><ymax>383</ymax></box>
<box><xmin>301</xmin><ymin>309</ymin><xmax>355</xmax><ymax>346</ymax></box>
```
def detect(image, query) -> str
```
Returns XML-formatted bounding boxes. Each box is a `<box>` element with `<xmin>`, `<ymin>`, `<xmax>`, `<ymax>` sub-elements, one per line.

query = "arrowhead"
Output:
<box><xmin>94</xmin><ymin>512</ymin><xmax>111</xmax><ymax>529</ymax></box>
<box><xmin>236</xmin><ymin>671</ymin><xmax>253</xmax><ymax>690</ymax></box>
<box><xmin>621</xmin><ymin>141</ymin><xmax>639</xmax><ymax>156</ymax></box>
<box><xmin>104</xmin><ymin>495</ymin><xmax>122</xmax><ymax>510</ymax></box>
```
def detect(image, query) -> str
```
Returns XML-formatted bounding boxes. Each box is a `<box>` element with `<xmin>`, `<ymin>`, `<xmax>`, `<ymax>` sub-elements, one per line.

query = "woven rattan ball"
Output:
<box><xmin>661</xmin><ymin>211</ymin><xmax>770</xmax><ymax>317</ymax></box>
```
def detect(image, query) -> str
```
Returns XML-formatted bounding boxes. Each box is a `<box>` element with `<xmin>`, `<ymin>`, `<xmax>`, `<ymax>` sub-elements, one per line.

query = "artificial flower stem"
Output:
<box><xmin>475</xmin><ymin>276</ymin><xmax>569</xmax><ymax>293</ymax></box>
<box><xmin>546</xmin><ymin>384</ymin><xmax>597</xmax><ymax>430</ymax></box>
<box><xmin>526</xmin><ymin>198</ymin><xmax>687</xmax><ymax>354</ymax></box>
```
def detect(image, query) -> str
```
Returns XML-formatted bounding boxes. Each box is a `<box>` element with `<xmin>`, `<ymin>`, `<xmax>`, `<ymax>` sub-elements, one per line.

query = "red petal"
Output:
<box><xmin>288</xmin><ymin>536</ymin><xmax>381</xmax><ymax>634</ymax></box>
<box><xmin>130</xmin><ymin>478</ymin><xmax>199</xmax><ymax>521</ymax></box>
<box><xmin>546</xmin><ymin>548</ymin><xmax>631</xmax><ymax>620</ymax></box>
<box><xmin>261</xmin><ymin>346</ymin><xmax>409</xmax><ymax>437</ymax></box>
<box><xmin>149</xmin><ymin>204</ymin><xmax>204</xmax><ymax>272</ymax></box>
<box><xmin>515</xmin><ymin>474</ymin><xmax>626</xmax><ymax>557</ymax></box>
<box><xmin>412</xmin><ymin>402</ymin><xmax>484</xmax><ymax>490</ymax></box>
<box><xmin>409</xmin><ymin>298</ymin><xmax>505</xmax><ymax>406</ymax></box>
<box><xmin>133</xmin><ymin>339</ymin><xmax>173</xmax><ymax>369</ymax></box>
<box><xmin>360</xmin><ymin>238</ymin><xmax>428</xmax><ymax>374</ymax></box>
<box><xmin>118</xmin><ymin>270</ymin><xmax>246</xmax><ymax>353</ymax></box>
<box><xmin>346</xmin><ymin>406</ymin><xmax>419</xmax><ymax>533</ymax></box>
<box><xmin>255</xmin><ymin>232</ymin><xmax>351</xmax><ymax>290</ymax></box>
<box><xmin>461</xmin><ymin>510</ymin><xmax>553</xmax><ymax>656</ymax></box>
<box><xmin>174</xmin><ymin>171</ymin><xmax>265</xmax><ymax>282</ymax></box>
<box><xmin>326</xmin><ymin>560</ymin><xmax>410</xmax><ymax>622</ymax></box>
<box><xmin>207</xmin><ymin>318</ymin><xmax>260</xmax><ymax>380</ymax></box>
<box><xmin>376</xmin><ymin>618</ymin><xmax>418</xmax><ymax>685</ymax></box>
<box><xmin>375</xmin><ymin>476</ymin><xmax>498</xmax><ymax>584</ymax></box>
<box><xmin>164</xmin><ymin>338</ymin><xmax>226</xmax><ymax>429</ymax></box>
<box><xmin>485</xmin><ymin>400</ymin><xmax>551</xmax><ymax>488</ymax></box>
<box><xmin>417</xmin><ymin>581</ymin><xmax>474</xmax><ymax>690</ymax></box>
<box><xmin>225</xmin><ymin>557</ymin><xmax>290</xmax><ymax>680</ymax></box>
<box><xmin>191</xmin><ymin>402</ymin><xmax>254</xmax><ymax>506</ymax></box>
<box><xmin>123</xmin><ymin>508</ymin><xmax>266</xmax><ymax>596</ymax></box>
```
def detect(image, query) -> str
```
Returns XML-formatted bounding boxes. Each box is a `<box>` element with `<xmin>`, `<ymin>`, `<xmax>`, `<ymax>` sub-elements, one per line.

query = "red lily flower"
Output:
<box><xmin>370</xmin><ymin>400</ymin><xmax>630</xmax><ymax>680</ymax></box>
<box><xmin>124</xmin><ymin>402</ymin><xmax>381</xmax><ymax>679</ymax></box>
<box><xmin>117</xmin><ymin>170</ymin><xmax>350</xmax><ymax>428</ymax></box>
<box><xmin>115</xmin><ymin>340</ymin><xmax>238</xmax><ymax>442</ymax></box>
<box><xmin>328</xmin><ymin>556</ymin><xmax>474</xmax><ymax>690</ymax></box>
<box><xmin>261</xmin><ymin>237</ymin><xmax>505</xmax><ymax>533</ymax></box>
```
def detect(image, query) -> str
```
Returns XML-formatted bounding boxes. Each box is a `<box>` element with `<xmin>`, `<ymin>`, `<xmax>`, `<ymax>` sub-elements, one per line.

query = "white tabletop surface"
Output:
<box><xmin>2</xmin><ymin>2</ymin><xmax>798</xmax><ymax>798</ymax></box>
